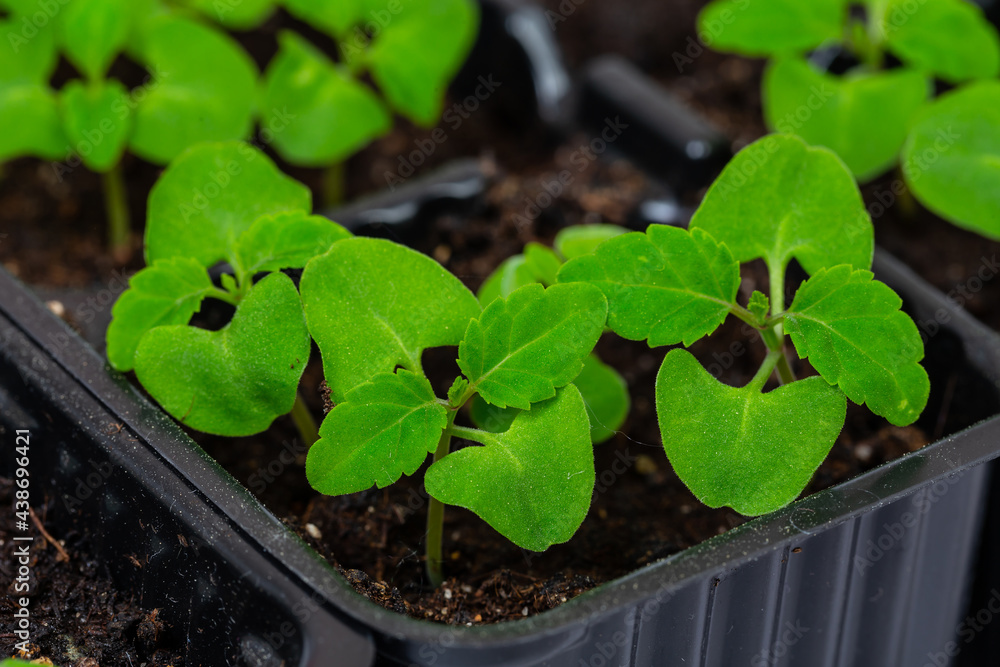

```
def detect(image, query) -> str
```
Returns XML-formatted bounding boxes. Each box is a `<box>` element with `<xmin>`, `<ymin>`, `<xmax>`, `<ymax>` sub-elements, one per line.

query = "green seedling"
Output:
<box><xmin>257</xmin><ymin>0</ymin><xmax>479</xmax><ymax>203</ymax></box>
<box><xmin>299</xmin><ymin>237</ymin><xmax>608</xmax><ymax>585</ymax></box>
<box><xmin>107</xmin><ymin>141</ymin><xmax>351</xmax><ymax>441</ymax></box>
<box><xmin>472</xmin><ymin>225</ymin><xmax>632</xmax><ymax>443</ymax></box>
<box><xmin>559</xmin><ymin>134</ymin><xmax>930</xmax><ymax>515</ymax></box>
<box><xmin>697</xmin><ymin>0</ymin><xmax>1000</xmax><ymax>201</ymax></box>
<box><xmin>0</xmin><ymin>1</ymin><xmax>257</xmax><ymax>259</ymax></box>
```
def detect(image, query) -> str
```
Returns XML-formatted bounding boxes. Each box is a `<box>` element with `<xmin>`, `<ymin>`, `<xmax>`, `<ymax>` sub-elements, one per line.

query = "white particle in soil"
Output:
<box><xmin>305</xmin><ymin>523</ymin><xmax>322</xmax><ymax>539</ymax></box>
<box><xmin>443</xmin><ymin>588</ymin><xmax>452</xmax><ymax>600</ymax></box>
<box><xmin>460</xmin><ymin>584</ymin><xmax>473</xmax><ymax>593</ymax></box>
<box><xmin>521</xmin><ymin>607</ymin><xmax>529</xmax><ymax>616</ymax></box>
<box><xmin>856</xmin><ymin>444</ymin><xmax>873</xmax><ymax>462</ymax></box>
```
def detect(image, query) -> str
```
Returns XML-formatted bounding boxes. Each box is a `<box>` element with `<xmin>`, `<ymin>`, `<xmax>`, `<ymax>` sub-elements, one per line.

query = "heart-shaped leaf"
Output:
<box><xmin>656</xmin><ymin>349</ymin><xmax>847</xmax><ymax>516</ymax></box>
<box><xmin>134</xmin><ymin>272</ymin><xmax>310</xmax><ymax>436</ymax></box>
<box><xmin>300</xmin><ymin>237</ymin><xmax>481</xmax><ymax>402</ymax></box>
<box><xmin>261</xmin><ymin>31</ymin><xmax>392</xmax><ymax>166</ymax></box>
<box><xmin>363</xmin><ymin>0</ymin><xmax>479</xmax><ymax>126</ymax></box>
<box><xmin>234</xmin><ymin>212</ymin><xmax>352</xmax><ymax>276</ymax></box>
<box><xmin>425</xmin><ymin>385</ymin><xmax>594</xmax><ymax>551</ymax></box>
<box><xmin>554</xmin><ymin>224</ymin><xmax>629</xmax><ymax>260</ymax></box>
<box><xmin>58</xmin><ymin>79</ymin><xmax>132</xmax><ymax>173</ymax></box>
<box><xmin>306</xmin><ymin>370</ymin><xmax>448</xmax><ymax>495</ymax></box>
<box><xmin>470</xmin><ymin>353</ymin><xmax>630</xmax><ymax>444</ymax></box>
<box><xmin>762</xmin><ymin>59</ymin><xmax>930</xmax><ymax>182</ymax></box>
<box><xmin>106</xmin><ymin>257</ymin><xmax>213</xmax><ymax>372</ymax></box>
<box><xmin>697</xmin><ymin>0</ymin><xmax>848</xmax><ymax>57</ymax></box>
<box><xmin>784</xmin><ymin>265</ymin><xmax>930</xmax><ymax>426</ymax></box>
<box><xmin>877</xmin><ymin>0</ymin><xmax>1000</xmax><ymax>83</ymax></box>
<box><xmin>0</xmin><ymin>83</ymin><xmax>65</xmax><ymax>161</ymax></box>
<box><xmin>558</xmin><ymin>225</ymin><xmax>739</xmax><ymax>347</ymax></box>
<box><xmin>58</xmin><ymin>0</ymin><xmax>132</xmax><ymax>80</ymax></box>
<box><xmin>128</xmin><ymin>15</ymin><xmax>258</xmax><ymax>165</ymax></box>
<box><xmin>458</xmin><ymin>282</ymin><xmax>607</xmax><ymax>410</ymax></box>
<box><xmin>145</xmin><ymin>142</ymin><xmax>312</xmax><ymax>267</ymax></box>
<box><xmin>902</xmin><ymin>81</ymin><xmax>1000</xmax><ymax>240</ymax></box>
<box><xmin>691</xmin><ymin>134</ymin><xmax>876</xmax><ymax>274</ymax></box>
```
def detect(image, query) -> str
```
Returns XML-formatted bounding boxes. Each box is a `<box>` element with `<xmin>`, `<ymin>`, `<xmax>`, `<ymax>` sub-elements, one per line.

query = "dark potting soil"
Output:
<box><xmin>0</xmin><ymin>478</ymin><xmax>184</xmax><ymax>666</ymax></box>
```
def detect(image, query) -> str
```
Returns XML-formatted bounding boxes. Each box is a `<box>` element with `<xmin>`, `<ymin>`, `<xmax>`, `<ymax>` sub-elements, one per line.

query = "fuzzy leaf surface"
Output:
<box><xmin>146</xmin><ymin>142</ymin><xmax>312</xmax><ymax>267</ymax></box>
<box><xmin>558</xmin><ymin>225</ymin><xmax>739</xmax><ymax>347</ymax></box>
<box><xmin>261</xmin><ymin>31</ymin><xmax>392</xmax><ymax>166</ymax></box>
<box><xmin>763</xmin><ymin>59</ymin><xmax>930</xmax><ymax>182</ymax></box>
<box><xmin>554</xmin><ymin>224</ymin><xmax>629</xmax><ymax>260</ymax></box>
<box><xmin>59</xmin><ymin>79</ymin><xmax>132</xmax><ymax>172</ymax></box>
<box><xmin>134</xmin><ymin>272</ymin><xmax>309</xmax><ymax>436</ymax></box>
<box><xmin>458</xmin><ymin>283</ymin><xmax>607</xmax><ymax>410</ymax></box>
<box><xmin>784</xmin><ymin>265</ymin><xmax>929</xmax><ymax>426</ymax></box>
<box><xmin>106</xmin><ymin>257</ymin><xmax>213</xmax><ymax>372</ymax></box>
<box><xmin>656</xmin><ymin>349</ymin><xmax>846</xmax><ymax>516</ymax></box>
<box><xmin>235</xmin><ymin>212</ymin><xmax>352</xmax><ymax>275</ymax></box>
<box><xmin>691</xmin><ymin>134</ymin><xmax>875</xmax><ymax>274</ymax></box>
<box><xmin>697</xmin><ymin>0</ymin><xmax>848</xmax><ymax>56</ymax></box>
<box><xmin>306</xmin><ymin>370</ymin><xmax>448</xmax><ymax>495</ymax></box>
<box><xmin>301</xmin><ymin>237</ymin><xmax>481</xmax><ymax>402</ymax></box>
<box><xmin>426</xmin><ymin>385</ymin><xmax>594</xmax><ymax>551</ymax></box>
<box><xmin>902</xmin><ymin>81</ymin><xmax>1000</xmax><ymax>239</ymax></box>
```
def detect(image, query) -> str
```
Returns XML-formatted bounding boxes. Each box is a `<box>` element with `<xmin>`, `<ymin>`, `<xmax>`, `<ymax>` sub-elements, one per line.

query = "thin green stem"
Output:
<box><xmin>748</xmin><ymin>351</ymin><xmax>782</xmax><ymax>392</ymax></box>
<box><xmin>206</xmin><ymin>286</ymin><xmax>240</xmax><ymax>306</ymax></box>
<box><xmin>102</xmin><ymin>163</ymin><xmax>131</xmax><ymax>263</ymax></box>
<box><xmin>322</xmin><ymin>162</ymin><xmax>346</xmax><ymax>208</ymax></box>
<box><xmin>425</xmin><ymin>422</ymin><xmax>454</xmax><ymax>588</ymax></box>
<box><xmin>446</xmin><ymin>424</ymin><xmax>494</xmax><ymax>444</ymax></box>
<box><xmin>290</xmin><ymin>391</ymin><xmax>319</xmax><ymax>448</ymax></box>
<box><xmin>759</xmin><ymin>326</ymin><xmax>797</xmax><ymax>385</ymax></box>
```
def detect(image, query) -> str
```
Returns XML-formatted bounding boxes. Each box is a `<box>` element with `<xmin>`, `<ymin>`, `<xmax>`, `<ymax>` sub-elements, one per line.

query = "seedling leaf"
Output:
<box><xmin>133</xmin><ymin>272</ymin><xmax>310</xmax><ymax>436</ymax></box>
<box><xmin>261</xmin><ymin>31</ymin><xmax>392</xmax><ymax>166</ymax></box>
<box><xmin>0</xmin><ymin>3</ymin><xmax>58</xmax><ymax>84</ymax></box>
<box><xmin>878</xmin><ymin>0</ymin><xmax>1000</xmax><ymax>83</ymax></box>
<box><xmin>902</xmin><ymin>81</ymin><xmax>1000</xmax><ymax>240</ymax></box>
<box><xmin>300</xmin><ymin>237</ymin><xmax>481</xmax><ymax>402</ymax></box>
<box><xmin>656</xmin><ymin>349</ymin><xmax>847</xmax><ymax>516</ymax></box>
<box><xmin>58</xmin><ymin>0</ymin><xmax>132</xmax><ymax>80</ymax></box>
<box><xmin>554</xmin><ymin>224</ymin><xmax>629</xmax><ymax>260</ymax></box>
<box><xmin>306</xmin><ymin>370</ymin><xmax>448</xmax><ymax>495</ymax></box>
<box><xmin>59</xmin><ymin>79</ymin><xmax>132</xmax><ymax>172</ymax></box>
<box><xmin>235</xmin><ymin>212</ymin><xmax>352</xmax><ymax>275</ymax></box>
<box><xmin>106</xmin><ymin>257</ymin><xmax>214</xmax><ymax>372</ymax></box>
<box><xmin>0</xmin><ymin>83</ymin><xmax>65</xmax><ymax>161</ymax></box>
<box><xmin>458</xmin><ymin>282</ymin><xmax>607</xmax><ymax>410</ymax></box>
<box><xmin>477</xmin><ymin>255</ymin><xmax>535</xmax><ymax>307</ymax></box>
<box><xmin>763</xmin><ymin>59</ymin><xmax>930</xmax><ymax>181</ymax></box>
<box><xmin>175</xmin><ymin>0</ymin><xmax>276</xmax><ymax>29</ymax></box>
<box><xmin>425</xmin><ymin>385</ymin><xmax>594</xmax><ymax>551</ymax></box>
<box><xmin>697</xmin><ymin>0</ymin><xmax>848</xmax><ymax>57</ymax></box>
<box><xmin>146</xmin><ymin>142</ymin><xmax>312</xmax><ymax>267</ymax></box>
<box><xmin>784</xmin><ymin>265</ymin><xmax>930</xmax><ymax>426</ymax></box>
<box><xmin>558</xmin><ymin>225</ymin><xmax>739</xmax><ymax>347</ymax></box>
<box><xmin>470</xmin><ymin>353</ymin><xmax>630</xmax><ymax>444</ymax></box>
<box><xmin>523</xmin><ymin>243</ymin><xmax>561</xmax><ymax>286</ymax></box>
<box><xmin>283</xmin><ymin>0</ymin><xmax>362</xmax><ymax>35</ymax></box>
<box><xmin>690</xmin><ymin>134</ymin><xmax>875</xmax><ymax>274</ymax></box>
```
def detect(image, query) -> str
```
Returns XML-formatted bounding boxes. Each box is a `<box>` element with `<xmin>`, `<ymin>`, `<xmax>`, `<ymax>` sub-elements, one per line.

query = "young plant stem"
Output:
<box><xmin>322</xmin><ymin>161</ymin><xmax>346</xmax><ymax>208</ymax></box>
<box><xmin>425</xmin><ymin>425</ymin><xmax>454</xmax><ymax>588</ymax></box>
<box><xmin>290</xmin><ymin>391</ymin><xmax>319</xmax><ymax>447</ymax></box>
<box><xmin>748</xmin><ymin>351</ymin><xmax>782</xmax><ymax>392</ymax></box>
<box><xmin>102</xmin><ymin>162</ymin><xmax>131</xmax><ymax>263</ymax></box>
<box><xmin>760</xmin><ymin>326</ymin><xmax>797</xmax><ymax>386</ymax></box>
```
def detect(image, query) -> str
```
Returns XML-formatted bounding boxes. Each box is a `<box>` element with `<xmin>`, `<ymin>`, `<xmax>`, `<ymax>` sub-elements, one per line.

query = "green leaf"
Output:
<box><xmin>469</xmin><ymin>353</ymin><xmax>630</xmax><ymax>444</ymax></box>
<box><xmin>300</xmin><ymin>237</ymin><xmax>481</xmax><ymax>402</ymax></box>
<box><xmin>523</xmin><ymin>243</ymin><xmax>562</xmax><ymax>285</ymax></box>
<box><xmin>306</xmin><ymin>370</ymin><xmax>448</xmax><ymax>495</ymax></box>
<box><xmin>558</xmin><ymin>225</ymin><xmax>739</xmax><ymax>347</ymax></box>
<box><xmin>696</xmin><ymin>0</ymin><xmax>848</xmax><ymax>57</ymax></box>
<box><xmin>134</xmin><ymin>272</ymin><xmax>309</xmax><ymax>436</ymax></box>
<box><xmin>458</xmin><ymin>283</ymin><xmax>607</xmax><ymax>410</ymax></box>
<box><xmin>283</xmin><ymin>0</ymin><xmax>363</xmax><ymax>35</ymax></box>
<box><xmin>762</xmin><ymin>60</ymin><xmax>930</xmax><ymax>182</ymax></box>
<box><xmin>145</xmin><ymin>141</ymin><xmax>312</xmax><ymax>267</ymax></box>
<box><xmin>902</xmin><ymin>80</ymin><xmax>1000</xmax><ymax>239</ymax></box>
<box><xmin>260</xmin><ymin>31</ymin><xmax>392</xmax><ymax>166</ymax></box>
<box><xmin>58</xmin><ymin>0</ymin><xmax>132</xmax><ymax>80</ymax></box>
<box><xmin>477</xmin><ymin>255</ymin><xmax>533</xmax><ymax>307</ymax></box>
<box><xmin>878</xmin><ymin>0</ymin><xmax>1000</xmax><ymax>83</ymax></box>
<box><xmin>235</xmin><ymin>212</ymin><xmax>352</xmax><ymax>275</ymax></box>
<box><xmin>363</xmin><ymin>0</ymin><xmax>479</xmax><ymax>126</ymax></box>
<box><xmin>748</xmin><ymin>290</ymin><xmax>770</xmax><ymax>322</ymax></box>
<box><xmin>656</xmin><ymin>349</ymin><xmax>847</xmax><ymax>516</ymax></box>
<box><xmin>174</xmin><ymin>0</ymin><xmax>276</xmax><ymax>29</ymax></box>
<box><xmin>128</xmin><ymin>15</ymin><xmax>258</xmax><ymax>165</ymax></box>
<box><xmin>0</xmin><ymin>2</ymin><xmax>59</xmax><ymax>84</ymax></box>
<box><xmin>784</xmin><ymin>265</ymin><xmax>930</xmax><ymax>426</ymax></box>
<box><xmin>0</xmin><ymin>83</ymin><xmax>65</xmax><ymax>161</ymax></box>
<box><xmin>691</xmin><ymin>134</ymin><xmax>875</xmax><ymax>275</ymax></box>
<box><xmin>426</xmin><ymin>385</ymin><xmax>594</xmax><ymax>551</ymax></box>
<box><xmin>554</xmin><ymin>224</ymin><xmax>629</xmax><ymax>260</ymax></box>
<box><xmin>106</xmin><ymin>257</ymin><xmax>214</xmax><ymax>372</ymax></box>
<box><xmin>58</xmin><ymin>79</ymin><xmax>132</xmax><ymax>173</ymax></box>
